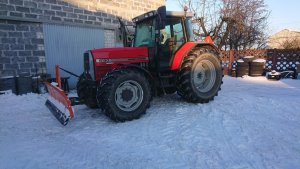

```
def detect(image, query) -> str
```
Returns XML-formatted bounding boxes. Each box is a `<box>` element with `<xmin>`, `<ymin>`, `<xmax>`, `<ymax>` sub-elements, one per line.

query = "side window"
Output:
<box><xmin>160</xmin><ymin>25</ymin><xmax>171</xmax><ymax>45</ymax></box>
<box><xmin>173</xmin><ymin>22</ymin><xmax>184</xmax><ymax>46</ymax></box>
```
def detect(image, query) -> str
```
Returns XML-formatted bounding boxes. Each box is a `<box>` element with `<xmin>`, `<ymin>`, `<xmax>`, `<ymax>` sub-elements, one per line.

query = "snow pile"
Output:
<box><xmin>243</xmin><ymin>56</ymin><xmax>254</xmax><ymax>59</ymax></box>
<box><xmin>252</xmin><ymin>59</ymin><xmax>266</xmax><ymax>63</ymax></box>
<box><xmin>242</xmin><ymin>56</ymin><xmax>255</xmax><ymax>62</ymax></box>
<box><xmin>1</xmin><ymin>76</ymin><xmax>300</xmax><ymax>169</ymax></box>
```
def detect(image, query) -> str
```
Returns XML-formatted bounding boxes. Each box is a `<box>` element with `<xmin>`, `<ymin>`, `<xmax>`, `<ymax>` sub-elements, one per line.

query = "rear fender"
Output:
<box><xmin>170</xmin><ymin>42</ymin><xmax>219</xmax><ymax>70</ymax></box>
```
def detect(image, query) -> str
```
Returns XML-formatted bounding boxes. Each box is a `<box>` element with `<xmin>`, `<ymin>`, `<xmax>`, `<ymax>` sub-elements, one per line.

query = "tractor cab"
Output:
<box><xmin>132</xmin><ymin>6</ymin><xmax>194</xmax><ymax>71</ymax></box>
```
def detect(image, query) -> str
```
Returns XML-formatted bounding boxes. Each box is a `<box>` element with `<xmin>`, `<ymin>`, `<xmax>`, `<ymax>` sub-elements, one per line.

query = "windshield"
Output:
<box><xmin>185</xmin><ymin>18</ymin><xmax>194</xmax><ymax>41</ymax></box>
<box><xmin>134</xmin><ymin>19</ymin><xmax>155</xmax><ymax>47</ymax></box>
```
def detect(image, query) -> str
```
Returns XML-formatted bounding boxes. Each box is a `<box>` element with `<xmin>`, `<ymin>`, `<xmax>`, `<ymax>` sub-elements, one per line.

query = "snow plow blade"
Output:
<box><xmin>45</xmin><ymin>82</ymin><xmax>74</xmax><ymax>126</ymax></box>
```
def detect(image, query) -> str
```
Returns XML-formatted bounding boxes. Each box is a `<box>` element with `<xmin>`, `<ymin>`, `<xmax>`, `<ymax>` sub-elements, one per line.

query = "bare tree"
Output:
<box><xmin>178</xmin><ymin>0</ymin><xmax>269</xmax><ymax>50</ymax></box>
<box><xmin>280</xmin><ymin>38</ymin><xmax>300</xmax><ymax>49</ymax></box>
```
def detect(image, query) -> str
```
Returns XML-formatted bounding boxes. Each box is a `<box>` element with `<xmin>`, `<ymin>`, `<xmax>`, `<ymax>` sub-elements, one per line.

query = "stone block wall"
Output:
<box><xmin>0</xmin><ymin>0</ymin><xmax>165</xmax><ymax>77</ymax></box>
<box><xmin>0</xmin><ymin>20</ymin><xmax>46</xmax><ymax>76</ymax></box>
<box><xmin>0</xmin><ymin>0</ymin><xmax>165</xmax><ymax>28</ymax></box>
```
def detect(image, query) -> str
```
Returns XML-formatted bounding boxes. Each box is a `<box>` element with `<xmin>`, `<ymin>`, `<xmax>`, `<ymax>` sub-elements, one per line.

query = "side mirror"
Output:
<box><xmin>157</xmin><ymin>6</ymin><xmax>166</xmax><ymax>29</ymax></box>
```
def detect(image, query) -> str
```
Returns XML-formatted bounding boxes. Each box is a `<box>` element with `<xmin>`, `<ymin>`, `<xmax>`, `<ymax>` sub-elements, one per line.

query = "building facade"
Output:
<box><xmin>268</xmin><ymin>29</ymin><xmax>300</xmax><ymax>49</ymax></box>
<box><xmin>0</xmin><ymin>0</ymin><xmax>165</xmax><ymax>80</ymax></box>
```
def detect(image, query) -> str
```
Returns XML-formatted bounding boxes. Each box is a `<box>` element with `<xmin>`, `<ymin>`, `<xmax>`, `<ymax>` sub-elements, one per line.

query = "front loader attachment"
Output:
<box><xmin>45</xmin><ymin>65</ymin><xmax>74</xmax><ymax>126</ymax></box>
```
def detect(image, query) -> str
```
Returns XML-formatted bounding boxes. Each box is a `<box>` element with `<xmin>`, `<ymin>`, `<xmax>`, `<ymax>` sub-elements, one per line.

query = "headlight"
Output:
<box><xmin>83</xmin><ymin>51</ymin><xmax>95</xmax><ymax>80</ymax></box>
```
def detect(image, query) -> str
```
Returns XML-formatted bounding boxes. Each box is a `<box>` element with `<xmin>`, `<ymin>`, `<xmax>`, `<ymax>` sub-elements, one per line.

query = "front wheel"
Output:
<box><xmin>178</xmin><ymin>47</ymin><xmax>223</xmax><ymax>103</ymax></box>
<box><xmin>97</xmin><ymin>68</ymin><xmax>151</xmax><ymax>122</ymax></box>
<box><xmin>76</xmin><ymin>73</ymin><xmax>98</xmax><ymax>108</ymax></box>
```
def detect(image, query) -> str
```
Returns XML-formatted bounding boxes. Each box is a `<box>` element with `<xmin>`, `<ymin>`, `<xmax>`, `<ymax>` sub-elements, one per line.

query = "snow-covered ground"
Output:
<box><xmin>0</xmin><ymin>76</ymin><xmax>300</xmax><ymax>169</ymax></box>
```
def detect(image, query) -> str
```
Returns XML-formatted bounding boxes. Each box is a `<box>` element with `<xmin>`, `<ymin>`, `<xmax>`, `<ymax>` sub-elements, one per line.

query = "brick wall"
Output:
<box><xmin>0</xmin><ymin>20</ymin><xmax>46</xmax><ymax>76</ymax></box>
<box><xmin>0</xmin><ymin>0</ymin><xmax>165</xmax><ymax>77</ymax></box>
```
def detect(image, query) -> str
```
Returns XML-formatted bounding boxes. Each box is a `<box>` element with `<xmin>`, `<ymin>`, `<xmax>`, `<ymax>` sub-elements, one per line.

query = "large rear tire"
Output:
<box><xmin>97</xmin><ymin>68</ymin><xmax>151</xmax><ymax>122</ymax></box>
<box><xmin>76</xmin><ymin>73</ymin><xmax>98</xmax><ymax>108</ymax></box>
<box><xmin>178</xmin><ymin>47</ymin><xmax>223</xmax><ymax>103</ymax></box>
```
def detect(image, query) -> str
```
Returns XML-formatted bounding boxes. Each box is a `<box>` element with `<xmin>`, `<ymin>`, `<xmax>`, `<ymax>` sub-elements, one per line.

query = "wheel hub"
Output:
<box><xmin>195</xmin><ymin>66</ymin><xmax>206</xmax><ymax>84</ymax></box>
<box><xmin>121</xmin><ymin>89</ymin><xmax>134</xmax><ymax>102</ymax></box>
<box><xmin>115</xmin><ymin>80</ymin><xmax>143</xmax><ymax>112</ymax></box>
<box><xmin>192</xmin><ymin>59</ymin><xmax>216</xmax><ymax>93</ymax></box>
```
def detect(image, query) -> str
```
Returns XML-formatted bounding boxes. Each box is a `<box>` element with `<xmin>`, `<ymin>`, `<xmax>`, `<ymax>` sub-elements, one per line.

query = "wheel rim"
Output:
<box><xmin>115</xmin><ymin>80</ymin><xmax>144</xmax><ymax>112</ymax></box>
<box><xmin>192</xmin><ymin>59</ymin><xmax>216</xmax><ymax>93</ymax></box>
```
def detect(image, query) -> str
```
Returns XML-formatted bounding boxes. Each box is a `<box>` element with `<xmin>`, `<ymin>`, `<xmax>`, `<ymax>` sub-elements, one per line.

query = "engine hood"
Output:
<box><xmin>90</xmin><ymin>47</ymin><xmax>149</xmax><ymax>64</ymax></box>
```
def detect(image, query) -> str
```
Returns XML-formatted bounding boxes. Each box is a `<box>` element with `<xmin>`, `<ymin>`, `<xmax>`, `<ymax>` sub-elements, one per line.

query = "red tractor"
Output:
<box><xmin>45</xmin><ymin>6</ymin><xmax>223</xmax><ymax>125</ymax></box>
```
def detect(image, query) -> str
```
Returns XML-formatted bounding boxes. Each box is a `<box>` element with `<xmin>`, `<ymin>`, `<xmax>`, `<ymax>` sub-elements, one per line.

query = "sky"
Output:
<box><xmin>166</xmin><ymin>0</ymin><xmax>300</xmax><ymax>35</ymax></box>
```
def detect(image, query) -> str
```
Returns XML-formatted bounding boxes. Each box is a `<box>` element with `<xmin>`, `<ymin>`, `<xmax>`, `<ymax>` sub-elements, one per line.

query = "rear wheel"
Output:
<box><xmin>97</xmin><ymin>68</ymin><xmax>151</xmax><ymax>122</ymax></box>
<box><xmin>178</xmin><ymin>47</ymin><xmax>223</xmax><ymax>103</ymax></box>
<box><xmin>76</xmin><ymin>73</ymin><xmax>98</xmax><ymax>108</ymax></box>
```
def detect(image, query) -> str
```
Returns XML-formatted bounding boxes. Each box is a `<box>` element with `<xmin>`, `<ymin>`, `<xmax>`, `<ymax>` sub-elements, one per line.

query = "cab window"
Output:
<box><xmin>134</xmin><ymin>19</ymin><xmax>155</xmax><ymax>47</ymax></box>
<box><xmin>160</xmin><ymin>18</ymin><xmax>185</xmax><ymax>53</ymax></box>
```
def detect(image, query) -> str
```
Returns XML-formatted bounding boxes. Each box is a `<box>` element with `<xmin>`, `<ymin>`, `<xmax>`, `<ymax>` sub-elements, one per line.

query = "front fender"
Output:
<box><xmin>121</xmin><ymin>64</ymin><xmax>156</xmax><ymax>96</ymax></box>
<box><xmin>121</xmin><ymin>64</ymin><xmax>154</xmax><ymax>82</ymax></box>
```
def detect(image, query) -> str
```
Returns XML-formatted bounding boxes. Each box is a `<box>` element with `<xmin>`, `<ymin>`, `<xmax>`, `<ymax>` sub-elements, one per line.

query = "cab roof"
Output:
<box><xmin>132</xmin><ymin>10</ymin><xmax>193</xmax><ymax>23</ymax></box>
<box><xmin>166</xmin><ymin>11</ymin><xmax>193</xmax><ymax>17</ymax></box>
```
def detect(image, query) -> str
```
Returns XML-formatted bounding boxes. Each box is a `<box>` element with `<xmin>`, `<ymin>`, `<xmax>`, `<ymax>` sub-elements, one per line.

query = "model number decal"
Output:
<box><xmin>96</xmin><ymin>57</ymin><xmax>148</xmax><ymax>63</ymax></box>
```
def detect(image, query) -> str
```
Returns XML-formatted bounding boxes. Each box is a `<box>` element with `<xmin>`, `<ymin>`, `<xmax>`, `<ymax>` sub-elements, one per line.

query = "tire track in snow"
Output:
<box><xmin>144</xmin><ymin>95</ymin><xmax>211</xmax><ymax>169</ymax></box>
<box><xmin>129</xmin><ymin>95</ymin><xmax>188</xmax><ymax>168</ymax></box>
<box><xmin>219</xmin><ymin>94</ymin><xmax>300</xmax><ymax>169</ymax></box>
<box><xmin>184</xmin><ymin>104</ymin><xmax>216</xmax><ymax>169</ymax></box>
<box><xmin>194</xmin><ymin>105</ymin><xmax>225</xmax><ymax>169</ymax></box>
<box><xmin>245</xmin><ymin>99</ymin><xmax>300</xmax><ymax>169</ymax></box>
<box><xmin>207</xmin><ymin>105</ymin><xmax>258</xmax><ymax>169</ymax></box>
<box><xmin>156</xmin><ymin>100</ymin><xmax>192</xmax><ymax>168</ymax></box>
<box><xmin>217</xmin><ymin>97</ymin><xmax>270</xmax><ymax>169</ymax></box>
<box><xmin>172</xmin><ymin>103</ymin><xmax>211</xmax><ymax>169</ymax></box>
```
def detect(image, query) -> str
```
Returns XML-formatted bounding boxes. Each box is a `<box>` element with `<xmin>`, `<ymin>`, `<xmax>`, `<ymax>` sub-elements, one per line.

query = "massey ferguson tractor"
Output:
<box><xmin>45</xmin><ymin>6</ymin><xmax>223</xmax><ymax>125</ymax></box>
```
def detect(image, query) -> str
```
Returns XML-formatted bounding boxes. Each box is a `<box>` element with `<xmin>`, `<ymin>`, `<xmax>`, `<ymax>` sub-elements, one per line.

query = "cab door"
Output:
<box><xmin>158</xmin><ymin>17</ymin><xmax>185</xmax><ymax>69</ymax></box>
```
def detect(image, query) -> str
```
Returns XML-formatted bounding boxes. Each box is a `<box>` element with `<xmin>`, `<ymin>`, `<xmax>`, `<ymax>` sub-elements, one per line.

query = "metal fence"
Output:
<box><xmin>220</xmin><ymin>49</ymin><xmax>300</xmax><ymax>75</ymax></box>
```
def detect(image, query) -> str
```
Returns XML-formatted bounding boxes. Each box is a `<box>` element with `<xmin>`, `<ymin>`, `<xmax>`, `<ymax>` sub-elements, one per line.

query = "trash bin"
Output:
<box><xmin>16</xmin><ymin>75</ymin><xmax>33</xmax><ymax>95</ymax></box>
<box><xmin>0</xmin><ymin>76</ymin><xmax>17</xmax><ymax>94</ymax></box>
<box><xmin>236</xmin><ymin>59</ymin><xmax>249</xmax><ymax>77</ymax></box>
<box><xmin>242</xmin><ymin>56</ymin><xmax>255</xmax><ymax>62</ymax></box>
<box><xmin>249</xmin><ymin>59</ymin><xmax>265</xmax><ymax>76</ymax></box>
